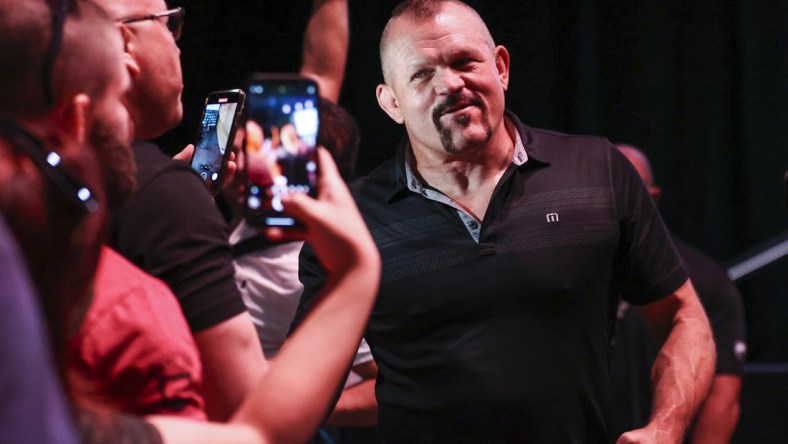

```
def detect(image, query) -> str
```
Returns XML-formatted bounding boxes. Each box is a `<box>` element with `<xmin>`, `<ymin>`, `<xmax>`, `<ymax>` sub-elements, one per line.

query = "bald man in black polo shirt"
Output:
<box><xmin>295</xmin><ymin>1</ymin><xmax>715</xmax><ymax>442</ymax></box>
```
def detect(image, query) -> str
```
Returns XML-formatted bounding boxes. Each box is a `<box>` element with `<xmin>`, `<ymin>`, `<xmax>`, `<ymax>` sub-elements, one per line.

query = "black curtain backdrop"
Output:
<box><xmin>163</xmin><ymin>1</ymin><xmax>786</xmax><ymax>363</ymax></box>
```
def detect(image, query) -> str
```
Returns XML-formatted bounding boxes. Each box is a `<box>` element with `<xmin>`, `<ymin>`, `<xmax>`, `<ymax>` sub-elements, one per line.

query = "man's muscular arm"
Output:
<box><xmin>619</xmin><ymin>279</ymin><xmax>716</xmax><ymax>443</ymax></box>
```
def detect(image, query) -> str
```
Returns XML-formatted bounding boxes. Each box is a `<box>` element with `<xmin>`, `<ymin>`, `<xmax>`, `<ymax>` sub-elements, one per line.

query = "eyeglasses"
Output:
<box><xmin>42</xmin><ymin>0</ymin><xmax>71</xmax><ymax>108</ymax></box>
<box><xmin>118</xmin><ymin>7</ymin><xmax>185</xmax><ymax>41</ymax></box>
<box><xmin>0</xmin><ymin>118</ymin><xmax>100</xmax><ymax>215</ymax></box>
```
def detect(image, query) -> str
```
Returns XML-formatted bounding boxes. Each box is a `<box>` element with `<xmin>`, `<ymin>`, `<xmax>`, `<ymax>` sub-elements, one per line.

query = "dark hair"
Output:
<box><xmin>0</xmin><ymin>0</ymin><xmax>116</xmax><ymax>117</ymax></box>
<box><xmin>317</xmin><ymin>97</ymin><xmax>360</xmax><ymax>181</ymax></box>
<box><xmin>391</xmin><ymin>0</ymin><xmax>452</xmax><ymax>20</ymax></box>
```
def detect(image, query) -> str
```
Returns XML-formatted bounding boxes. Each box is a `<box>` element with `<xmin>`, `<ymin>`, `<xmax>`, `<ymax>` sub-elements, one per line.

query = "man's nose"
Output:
<box><xmin>434</xmin><ymin>68</ymin><xmax>465</xmax><ymax>95</ymax></box>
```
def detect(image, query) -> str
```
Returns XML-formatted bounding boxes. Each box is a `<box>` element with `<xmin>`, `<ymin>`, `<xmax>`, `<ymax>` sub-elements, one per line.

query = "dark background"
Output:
<box><xmin>167</xmin><ymin>0</ymin><xmax>786</xmax><ymax>369</ymax></box>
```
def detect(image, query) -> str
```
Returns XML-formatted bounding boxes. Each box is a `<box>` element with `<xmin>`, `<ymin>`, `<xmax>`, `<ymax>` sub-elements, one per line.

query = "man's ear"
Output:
<box><xmin>118</xmin><ymin>24</ymin><xmax>141</xmax><ymax>77</ymax></box>
<box><xmin>494</xmin><ymin>45</ymin><xmax>511</xmax><ymax>91</ymax></box>
<box><xmin>54</xmin><ymin>94</ymin><xmax>91</xmax><ymax>143</ymax></box>
<box><xmin>376</xmin><ymin>84</ymin><xmax>404</xmax><ymax>124</ymax></box>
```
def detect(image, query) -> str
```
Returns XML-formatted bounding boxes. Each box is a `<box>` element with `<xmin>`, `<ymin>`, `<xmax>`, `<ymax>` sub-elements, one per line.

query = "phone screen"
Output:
<box><xmin>244</xmin><ymin>75</ymin><xmax>319</xmax><ymax>227</ymax></box>
<box><xmin>191</xmin><ymin>89</ymin><xmax>245</xmax><ymax>195</ymax></box>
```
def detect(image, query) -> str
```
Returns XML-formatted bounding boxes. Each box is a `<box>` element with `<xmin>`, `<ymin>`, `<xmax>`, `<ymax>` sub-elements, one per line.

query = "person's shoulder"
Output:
<box><xmin>132</xmin><ymin>140</ymin><xmax>202</xmax><ymax>192</ymax></box>
<box><xmin>127</xmin><ymin>142</ymin><xmax>220</xmax><ymax>221</ymax></box>
<box><xmin>348</xmin><ymin>157</ymin><xmax>399</xmax><ymax>195</ymax></box>
<box><xmin>87</xmin><ymin>247</ymin><xmax>195</xmax><ymax>339</ymax></box>
<box><xmin>93</xmin><ymin>247</ymin><xmax>176</xmax><ymax>307</ymax></box>
<box><xmin>527</xmin><ymin>126</ymin><xmax>613</xmax><ymax>156</ymax></box>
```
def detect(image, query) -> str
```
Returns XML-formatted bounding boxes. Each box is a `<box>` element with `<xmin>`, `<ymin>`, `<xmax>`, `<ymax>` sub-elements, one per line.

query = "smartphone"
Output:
<box><xmin>243</xmin><ymin>74</ymin><xmax>319</xmax><ymax>228</ymax></box>
<box><xmin>190</xmin><ymin>89</ymin><xmax>246</xmax><ymax>195</ymax></box>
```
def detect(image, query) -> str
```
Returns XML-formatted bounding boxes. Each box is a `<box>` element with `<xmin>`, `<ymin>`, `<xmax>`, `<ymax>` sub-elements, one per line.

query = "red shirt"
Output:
<box><xmin>69</xmin><ymin>247</ymin><xmax>206</xmax><ymax>420</ymax></box>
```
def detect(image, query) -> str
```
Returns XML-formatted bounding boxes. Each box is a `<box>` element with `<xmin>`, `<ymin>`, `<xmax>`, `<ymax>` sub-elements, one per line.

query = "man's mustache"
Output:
<box><xmin>432</xmin><ymin>92</ymin><xmax>485</xmax><ymax>123</ymax></box>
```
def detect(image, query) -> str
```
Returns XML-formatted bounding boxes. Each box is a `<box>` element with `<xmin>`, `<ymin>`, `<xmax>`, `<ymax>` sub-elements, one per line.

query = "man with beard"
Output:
<box><xmin>0</xmin><ymin>1</ymin><xmax>390</xmax><ymax>442</ymax></box>
<box><xmin>295</xmin><ymin>1</ymin><xmax>716</xmax><ymax>442</ymax></box>
<box><xmin>0</xmin><ymin>0</ymin><xmax>205</xmax><ymax>419</ymax></box>
<box><xmin>94</xmin><ymin>0</ymin><xmax>267</xmax><ymax>421</ymax></box>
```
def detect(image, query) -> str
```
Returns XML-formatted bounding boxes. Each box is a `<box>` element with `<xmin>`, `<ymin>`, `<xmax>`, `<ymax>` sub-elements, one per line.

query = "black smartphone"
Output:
<box><xmin>190</xmin><ymin>89</ymin><xmax>246</xmax><ymax>195</ymax></box>
<box><xmin>243</xmin><ymin>74</ymin><xmax>319</xmax><ymax>228</ymax></box>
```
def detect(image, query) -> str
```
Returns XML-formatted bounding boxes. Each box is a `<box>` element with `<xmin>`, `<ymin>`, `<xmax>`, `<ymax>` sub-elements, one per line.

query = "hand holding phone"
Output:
<box><xmin>244</xmin><ymin>74</ymin><xmax>319</xmax><ymax>228</ymax></box>
<box><xmin>190</xmin><ymin>89</ymin><xmax>246</xmax><ymax>195</ymax></box>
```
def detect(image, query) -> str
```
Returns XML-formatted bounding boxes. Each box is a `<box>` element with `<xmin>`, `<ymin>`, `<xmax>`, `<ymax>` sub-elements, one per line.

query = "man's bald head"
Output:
<box><xmin>379</xmin><ymin>0</ymin><xmax>495</xmax><ymax>84</ymax></box>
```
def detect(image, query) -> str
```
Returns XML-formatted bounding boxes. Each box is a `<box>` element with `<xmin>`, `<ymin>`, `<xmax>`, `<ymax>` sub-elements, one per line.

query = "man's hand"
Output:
<box><xmin>624</xmin><ymin>280</ymin><xmax>716</xmax><ymax>444</ymax></box>
<box><xmin>172</xmin><ymin>143</ymin><xmax>238</xmax><ymax>191</ymax></box>
<box><xmin>264</xmin><ymin>146</ymin><xmax>376</xmax><ymax>275</ymax></box>
<box><xmin>617</xmin><ymin>426</ymin><xmax>671</xmax><ymax>444</ymax></box>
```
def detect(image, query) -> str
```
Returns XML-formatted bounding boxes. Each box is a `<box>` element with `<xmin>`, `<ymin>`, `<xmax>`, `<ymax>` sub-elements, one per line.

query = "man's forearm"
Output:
<box><xmin>620</xmin><ymin>280</ymin><xmax>716</xmax><ymax>444</ymax></box>
<box><xmin>644</xmin><ymin>281</ymin><xmax>717</xmax><ymax>442</ymax></box>
<box><xmin>648</xmin><ymin>313</ymin><xmax>716</xmax><ymax>441</ymax></box>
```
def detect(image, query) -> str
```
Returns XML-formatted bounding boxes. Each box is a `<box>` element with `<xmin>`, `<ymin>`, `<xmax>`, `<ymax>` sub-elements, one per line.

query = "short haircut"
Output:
<box><xmin>0</xmin><ymin>0</ymin><xmax>117</xmax><ymax>118</ymax></box>
<box><xmin>379</xmin><ymin>0</ymin><xmax>494</xmax><ymax>83</ymax></box>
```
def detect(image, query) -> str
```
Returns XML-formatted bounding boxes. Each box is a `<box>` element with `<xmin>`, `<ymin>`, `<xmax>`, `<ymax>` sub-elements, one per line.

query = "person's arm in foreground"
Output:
<box><xmin>618</xmin><ymin>279</ymin><xmax>716</xmax><ymax>444</ymax></box>
<box><xmin>147</xmin><ymin>147</ymin><xmax>381</xmax><ymax>443</ymax></box>
<box><xmin>689</xmin><ymin>374</ymin><xmax>741</xmax><ymax>444</ymax></box>
<box><xmin>300</xmin><ymin>0</ymin><xmax>349</xmax><ymax>102</ymax></box>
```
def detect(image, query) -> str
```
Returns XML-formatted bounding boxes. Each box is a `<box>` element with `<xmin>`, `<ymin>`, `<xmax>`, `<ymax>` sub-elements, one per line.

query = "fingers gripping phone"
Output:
<box><xmin>190</xmin><ymin>89</ymin><xmax>246</xmax><ymax>195</ymax></box>
<box><xmin>244</xmin><ymin>74</ymin><xmax>319</xmax><ymax>228</ymax></box>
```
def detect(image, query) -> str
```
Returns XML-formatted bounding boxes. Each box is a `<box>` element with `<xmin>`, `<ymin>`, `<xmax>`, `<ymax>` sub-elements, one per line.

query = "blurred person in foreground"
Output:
<box><xmin>1</xmin><ymin>1</ymin><xmax>382</xmax><ymax>442</ymax></box>
<box><xmin>0</xmin><ymin>0</ymin><xmax>208</xmax><ymax>419</ymax></box>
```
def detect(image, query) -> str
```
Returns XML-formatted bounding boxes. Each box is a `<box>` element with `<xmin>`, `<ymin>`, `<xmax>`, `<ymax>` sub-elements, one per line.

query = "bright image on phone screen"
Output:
<box><xmin>245</xmin><ymin>78</ymin><xmax>318</xmax><ymax>227</ymax></box>
<box><xmin>191</xmin><ymin>99</ymin><xmax>239</xmax><ymax>192</ymax></box>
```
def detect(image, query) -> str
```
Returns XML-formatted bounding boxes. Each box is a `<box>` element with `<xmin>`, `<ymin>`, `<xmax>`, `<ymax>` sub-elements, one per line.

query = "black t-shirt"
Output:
<box><xmin>296</xmin><ymin>112</ymin><xmax>689</xmax><ymax>442</ymax></box>
<box><xmin>109</xmin><ymin>141</ymin><xmax>246</xmax><ymax>333</ymax></box>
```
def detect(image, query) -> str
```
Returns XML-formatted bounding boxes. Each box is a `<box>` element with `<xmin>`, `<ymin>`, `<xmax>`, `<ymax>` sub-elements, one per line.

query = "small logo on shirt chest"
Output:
<box><xmin>546</xmin><ymin>212</ymin><xmax>560</xmax><ymax>223</ymax></box>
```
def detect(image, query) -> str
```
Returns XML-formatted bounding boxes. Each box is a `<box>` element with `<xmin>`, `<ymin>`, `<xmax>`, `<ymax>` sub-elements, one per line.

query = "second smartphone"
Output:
<box><xmin>190</xmin><ymin>89</ymin><xmax>246</xmax><ymax>195</ymax></box>
<box><xmin>243</xmin><ymin>74</ymin><xmax>319</xmax><ymax>228</ymax></box>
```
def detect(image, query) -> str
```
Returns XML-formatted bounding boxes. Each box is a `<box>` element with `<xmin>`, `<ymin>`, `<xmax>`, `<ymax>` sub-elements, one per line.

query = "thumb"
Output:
<box><xmin>173</xmin><ymin>144</ymin><xmax>195</xmax><ymax>163</ymax></box>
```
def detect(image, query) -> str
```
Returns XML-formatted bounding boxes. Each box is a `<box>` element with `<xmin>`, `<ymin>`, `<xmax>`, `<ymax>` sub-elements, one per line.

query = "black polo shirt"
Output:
<box><xmin>296</xmin><ymin>111</ymin><xmax>688</xmax><ymax>443</ymax></box>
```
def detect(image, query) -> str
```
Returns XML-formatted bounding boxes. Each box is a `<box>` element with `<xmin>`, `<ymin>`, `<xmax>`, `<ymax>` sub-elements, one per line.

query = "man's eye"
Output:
<box><xmin>454</xmin><ymin>58</ymin><xmax>475</xmax><ymax>70</ymax></box>
<box><xmin>410</xmin><ymin>70</ymin><xmax>429</xmax><ymax>82</ymax></box>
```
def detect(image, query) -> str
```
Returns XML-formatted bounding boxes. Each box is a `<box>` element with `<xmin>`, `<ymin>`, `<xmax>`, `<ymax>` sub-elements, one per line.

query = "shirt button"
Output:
<box><xmin>469</xmin><ymin>220</ymin><xmax>479</xmax><ymax>229</ymax></box>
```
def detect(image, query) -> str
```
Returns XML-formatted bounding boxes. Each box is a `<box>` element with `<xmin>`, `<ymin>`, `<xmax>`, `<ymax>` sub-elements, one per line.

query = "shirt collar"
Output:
<box><xmin>381</xmin><ymin>109</ymin><xmax>551</xmax><ymax>202</ymax></box>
